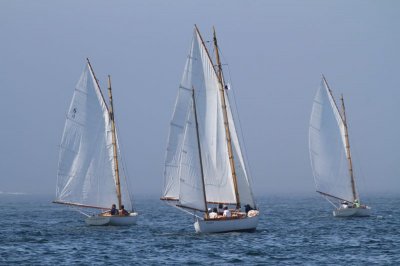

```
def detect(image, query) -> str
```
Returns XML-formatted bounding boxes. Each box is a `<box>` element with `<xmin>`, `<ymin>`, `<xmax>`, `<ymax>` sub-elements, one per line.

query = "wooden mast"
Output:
<box><xmin>340</xmin><ymin>94</ymin><xmax>358</xmax><ymax>202</ymax></box>
<box><xmin>212</xmin><ymin>27</ymin><xmax>241</xmax><ymax>209</ymax></box>
<box><xmin>107</xmin><ymin>75</ymin><xmax>123</xmax><ymax>209</ymax></box>
<box><xmin>322</xmin><ymin>75</ymin><xmax>358</xmax><ymax>202</ymax></box>
<box><xmin>322</xmin><ymin>75</ymin><xmax>341</xmax><ymax>112</ymax></box>
<box><xmin>192</xmin><ymin>87</ymin><xmax>209</xmax><ymax>219</ymax></box>
<box><xmin>86</xmin><ymin>58</ymin><xmax>109</xmax><ymax>111</ymax></box>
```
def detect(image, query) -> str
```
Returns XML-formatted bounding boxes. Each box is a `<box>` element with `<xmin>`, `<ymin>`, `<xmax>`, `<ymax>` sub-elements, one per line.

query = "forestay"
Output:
<box><xmin>309</xmin><ymin>79</ymin><xmax>354</xmax><ymax>202</ymax></box>
<box><xmin>56</xmin><ymin>64</ymin><xmax>132</xmax><ymax>211</ymax></box>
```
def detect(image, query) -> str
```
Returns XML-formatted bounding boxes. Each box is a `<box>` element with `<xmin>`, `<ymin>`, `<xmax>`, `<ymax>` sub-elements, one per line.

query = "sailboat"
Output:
<box><xmin>161</xmin><ymin>25</ymin><xmax>259</xmax><ymax>233</ymax></box>
<box><xmin>54</xmin><ymin>59</ymin><xmax>138</xmax><ymax>225</ymax></box>
<box><xmin>309</xmin><ymin>75</ymin><xmax>371</xmax><ymax>217</ymax></box>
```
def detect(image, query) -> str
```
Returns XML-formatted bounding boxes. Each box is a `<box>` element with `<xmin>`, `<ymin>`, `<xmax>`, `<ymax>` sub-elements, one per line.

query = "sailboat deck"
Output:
<box><xmin>204</xmin><ymin>210</ymin><xmax>258</xmax><ymax>221</ymax></box>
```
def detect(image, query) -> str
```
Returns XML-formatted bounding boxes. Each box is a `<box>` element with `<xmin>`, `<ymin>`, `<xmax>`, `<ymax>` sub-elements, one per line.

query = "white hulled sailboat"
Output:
<box><xmin>161</xmin><ymin>26</ymin><xmax>259</xmax><ymax>233</ymax></box>
<box><xmin>309</xmin><ymin>75</ymin><xmax>371</xmax><ymax>217</ymax></box>
<box><xmin>54</xmin><ymin>59</ymin><xmax>138</xmax><ymax>225</ymax></box>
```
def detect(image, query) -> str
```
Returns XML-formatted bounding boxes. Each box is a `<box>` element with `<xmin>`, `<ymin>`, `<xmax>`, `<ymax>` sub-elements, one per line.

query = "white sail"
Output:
<box><xmin>163</xmin><ymin>29</ymin><xmax>238</xmax><ymax>205</ymax></box>
<box><xmin>192</xmin><ymin>29</ymin><xmax>238</xmax><ymax>204</ymax></box>
<box><xmin>309</xmin><ymin>78</ymin><xmax>354</xmax><ymax>202</ymax></box>
<box><xmin>178</xmin><ymin>98</ymin><xmax>207</xmax><ymax>211</ymax></box>
<box><xmin>56</xmin><ymin>64</ymin><xmax>132</xmax><ymax>210</ymax></box>
<box><xmin>162</xmin><ymin>43</ymin><xmax>194</xmax><ymax>201</ymax></box>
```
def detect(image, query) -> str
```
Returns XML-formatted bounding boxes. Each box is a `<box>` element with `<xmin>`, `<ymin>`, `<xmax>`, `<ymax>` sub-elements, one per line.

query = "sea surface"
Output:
<box><xmin>0</xmin><ymin>194</ymin><xmax>399</xmax><ymax>265</ymax></box>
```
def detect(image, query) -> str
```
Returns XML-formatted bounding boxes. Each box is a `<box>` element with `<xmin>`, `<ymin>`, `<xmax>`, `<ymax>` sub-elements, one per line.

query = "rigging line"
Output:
<box><xmin>324</xmin><ymin>195</ymin><xmax>338</xmax><ymax>208</ymax></box>
<box><xmin>167</xmin><ymin>201</ymin><xmax>203</xmax><ymax>219</ymax></box>
<box><xmin>218</xmin><ymin>48</ymin><xmax>256</xmax><ymax>193</ymax></box>
<box><xmin>114</xmin><ymin>121</ymin><xmax>135</xmax><ymax>210</ymax></box>
<box><xmin>347</xmin><ymin>123</ymin><xmax>369</xmax><ymax>203</ymax></box>
<box><xmin>216</xmin><ymin>64</ymin><xmax>258</xmax><ymax>209</ymax></box>
<box><xmin>74</xmin><ymin>208</ymin><xmax>91</xmax><ymax>217</ymax></box>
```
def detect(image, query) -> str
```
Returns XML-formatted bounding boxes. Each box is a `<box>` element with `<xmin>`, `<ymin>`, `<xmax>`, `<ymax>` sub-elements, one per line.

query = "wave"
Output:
<box><xmin>0</xmin><ymin>191</ymin><xmax>28</xmax><ymax>195</ymax></box>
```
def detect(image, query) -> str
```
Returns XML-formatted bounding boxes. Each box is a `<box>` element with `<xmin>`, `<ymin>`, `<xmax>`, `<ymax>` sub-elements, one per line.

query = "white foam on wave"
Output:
<box><xmin>0</xmin><ymin>191</ymin><xmax>28</xmax><ymax>195</ymax></box>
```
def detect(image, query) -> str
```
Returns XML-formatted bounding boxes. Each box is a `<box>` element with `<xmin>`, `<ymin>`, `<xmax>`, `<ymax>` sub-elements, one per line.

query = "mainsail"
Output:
<box><xmin>56</xmin><ymin>62</ymin><xmax>132</xmax><ymax>211</ymax></box>
<box><xmin>309</xmin><ymin>77</ymin><xmax>356</xmax><ymax>202</ymax></box>
<box><xmin>163</xmin><ymin>26</ymin><xmax>256</xmax><ymax>210</ymax></box>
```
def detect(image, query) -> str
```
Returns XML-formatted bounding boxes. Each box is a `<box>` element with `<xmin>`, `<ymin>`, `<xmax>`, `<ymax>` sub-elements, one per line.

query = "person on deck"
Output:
<box><xmin>209</xmin><ymin>208</ymin><xmax>218</xmax><ymax>219</ymax></box>
<box><xmin>354</xmin><ymin>199</ymin><xmax>360</xmax><ymax>208</ymax></box>
<box><xmin>341</xmin><ymin>201</ymin><xmax>348</xmax><ymax>209</ymax></box>
<box><xmin>218</xmin><ymin>203</ymin><xmax>224</xmax><ymax>215</ymax></box>
<box><xmin>119</xmin><ymin>205</ymin><xmax>129</xmax><ymax>216</ymax></box>
<box><xmin>110</xmin><ymin>204</ymin><xmax>118</xmax><ymax>215</ymax></box>
<box><xmin>223</xmin><ymin>206</ymin><xmax>231</xmax><ymax>218</ymax></box>
<box><xmin>245</xmin><ymin>204</ymin><xmax>253</xmax><ymax>214</ymax></box>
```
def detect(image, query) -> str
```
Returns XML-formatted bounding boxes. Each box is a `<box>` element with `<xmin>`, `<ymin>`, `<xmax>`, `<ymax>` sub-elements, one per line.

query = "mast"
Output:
<box><xmin>322</xmin><ymin>75</ymin><xmax>341</xmax><ymax>112</ymax></box>
<box><xmin>212</xmin><ymin>27</ymin><xmax>241</xmax><ymax>209</ymax></box>
<box><xmin>86</xmin><ymin>58</ymin><xmax>109</xmax><ymax>110</ymax></box>
<box><xmin>340</xmin><ymin>94</ymin><xmax>358</xmax><ymax>201</ymax></box>
<box><xmin>107</xmin><ymin>75</ymin><xmax>122</xmax><ymax>209</ymax></box>
<box><xmin>192</xmin><ymin>87</ymin><xmax>209</xmax><ymax>218</ymax></box>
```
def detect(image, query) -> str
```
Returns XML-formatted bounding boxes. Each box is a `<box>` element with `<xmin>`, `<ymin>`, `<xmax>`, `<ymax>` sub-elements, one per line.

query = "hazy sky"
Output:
<box><xmin>1</xmin><ymin>1</ymin><xmax>399</xmax><ymax>197</ymax></box>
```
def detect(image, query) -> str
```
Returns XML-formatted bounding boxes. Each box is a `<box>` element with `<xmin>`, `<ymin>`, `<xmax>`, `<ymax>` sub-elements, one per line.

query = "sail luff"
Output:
<box><xmin>192</xmin><ymin>88</ymin><xmax>209</xmax><ymax>218</ymax></box>
<box><xmin>86</xmin><ymin>58</ymin><xmax>109</xmax><ymax>112</ymax></box>
<box><xmin>107</xmin><ymin>76</ymin><xmax>122</xmax><ymax>209</ymax></box>
<box><xmin>340</xmin><ymin>95</ymin><xmax>358</xmax><ymax>201</ymax></box>
<box><xmin>194</xmin><ymin>25</ymin><xmax>220</xmax><ymax>80</ymax></box>
<box><xmin>212</xmin><ymin>27</ymin><xmax>241</xmax><ymax>209</ymax></box>
<box><xmin>322</xmin><ymin>75</ymin><xmax>344</xmax><ymax>123</ymax></box>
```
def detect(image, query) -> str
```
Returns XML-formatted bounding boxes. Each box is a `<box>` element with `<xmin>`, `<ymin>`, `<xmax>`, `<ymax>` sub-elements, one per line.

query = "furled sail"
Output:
<box><xmin>309</xmin><ymin>78</ymin><xmax>354</xmax><ymax>202</ymax></box>
<box><xmin>56</xmin><ymin>63</ymin><xmax>132</xmax><ymax>211</ymax></box>
<box><xmin>163</xmin><ymin>27</ymin><xmax>257</xmax><ymax>210</ymax></box>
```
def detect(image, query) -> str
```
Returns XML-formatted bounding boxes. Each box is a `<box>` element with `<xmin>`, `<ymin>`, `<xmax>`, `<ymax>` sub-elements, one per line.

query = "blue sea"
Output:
<box><xmin>0</xmin><ymin>194</ymin><xmax>399</xmax><ymax>265</ymax></box>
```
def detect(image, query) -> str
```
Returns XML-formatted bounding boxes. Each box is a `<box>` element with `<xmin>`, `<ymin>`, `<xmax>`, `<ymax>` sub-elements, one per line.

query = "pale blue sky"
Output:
<box><xmin>0</xmin><ymin>1</ymin><xmax>399</xmax><ymax>196</ymax></box>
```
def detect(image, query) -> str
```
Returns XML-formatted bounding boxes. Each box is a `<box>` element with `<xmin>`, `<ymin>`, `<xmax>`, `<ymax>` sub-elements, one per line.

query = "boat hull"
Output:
<box><xmin>333</xmin><ymin>207</ymin><xmax>371</xmax><ymax>217</ymax></box>
<box><xmin>85</xmin><ymin>212</ymin><xmax>138</xmax><ymax>226</ymax></box>
<box><xmin>194</xmin><ymin>215</ymin><xmax>259</xmax><ymax>233</ymax></box>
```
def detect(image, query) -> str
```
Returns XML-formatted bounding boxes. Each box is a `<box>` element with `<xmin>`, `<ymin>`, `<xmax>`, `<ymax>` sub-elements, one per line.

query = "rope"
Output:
<box><xmin>70</xmin><ymin>206</ymin><xmax>91</xmax><ymax>217</ymax></box>
<box><xmin>166</xmin><ymin>201</ymin><xmax>203</xmax><ymax>219</ymax></box>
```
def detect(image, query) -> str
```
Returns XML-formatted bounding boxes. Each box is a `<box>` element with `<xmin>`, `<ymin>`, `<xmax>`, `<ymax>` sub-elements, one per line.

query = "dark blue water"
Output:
<box><xmin>0</xmin><ymin>194</ymin><xmax>399</xmax><ymax>265</ymax></box>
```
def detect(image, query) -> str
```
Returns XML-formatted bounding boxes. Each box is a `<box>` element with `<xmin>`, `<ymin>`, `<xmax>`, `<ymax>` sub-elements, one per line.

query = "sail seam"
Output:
<box><xmin>66</xmin><ymin>116</ymin><xmax>85</xmax><ymax>127</ymax></box>
<box><xmin>179</xmin><ymin>85</ymin><xmax>191</xmax><ymax>91</ymax></box>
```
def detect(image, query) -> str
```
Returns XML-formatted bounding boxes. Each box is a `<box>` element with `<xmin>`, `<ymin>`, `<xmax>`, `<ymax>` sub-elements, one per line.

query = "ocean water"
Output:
<box><xmin>0</xmin><ymin>194</ymin><xmax>399</xmax><ymax>265</ymax></box>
